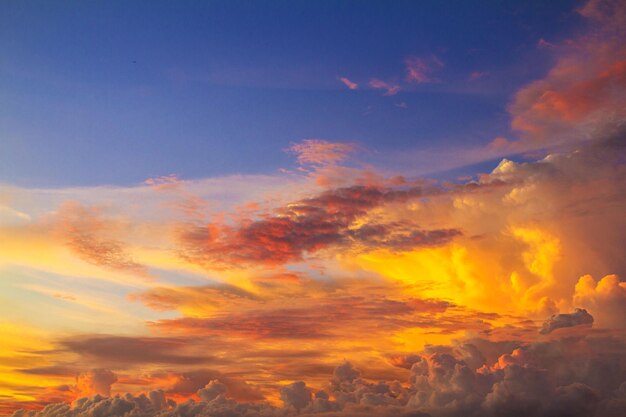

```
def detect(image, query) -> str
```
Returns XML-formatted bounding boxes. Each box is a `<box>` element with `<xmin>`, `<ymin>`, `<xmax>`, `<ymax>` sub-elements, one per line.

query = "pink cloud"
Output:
<box><xmin>405</xmin><ymin>55</ymin><xmax>444</xmax><ymax>84</ymax></box>
<box><xmin>537</xmin><ymin>38</ymin><xmax>556</xmax><ymax>49</ymax></box>
<box><xmin>339</xmin><ymin>77</ymin><xmax>358</xmax><ymax>90</ymax></box>
<box><xmin>287</xmin><ymin>138</ymin><xmax>356</xmax><ymax>166</ymax></box>
<box><xmin>368</xmin><ymin>79</ymin><xmax>400</xmax><ymax>96</ymax></box>
<box><xmin>468</xmin><ymin>71</ymin><xmax>489</xmax><ymax>81</ymax></box>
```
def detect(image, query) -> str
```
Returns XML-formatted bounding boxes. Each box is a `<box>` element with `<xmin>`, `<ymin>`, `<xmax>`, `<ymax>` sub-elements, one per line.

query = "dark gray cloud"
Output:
<box><xmin>61</xmin><ymin>336</ymin><xmax>214</xmax><ymax>365</ymax></box>
<box><xmin>539</xmin><ymin>308</ymin><xmax>594</xmax><ymax>334</ymax></box>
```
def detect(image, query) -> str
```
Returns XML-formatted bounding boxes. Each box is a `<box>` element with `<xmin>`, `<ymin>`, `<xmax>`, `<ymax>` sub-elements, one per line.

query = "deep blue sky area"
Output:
<box><xmin>0</xmin><ymin>0</ymin><xmax>584</xmax><ymax>186</ymax></box>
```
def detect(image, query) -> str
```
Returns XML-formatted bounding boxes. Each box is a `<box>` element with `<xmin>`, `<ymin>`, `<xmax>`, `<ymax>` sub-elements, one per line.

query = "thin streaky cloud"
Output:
<box><xmin>368</xmin><ymin>78</ymin><xmax>400</xmax><ymax>96</ymax></box>
<box><xmin>339</xmin><ymin>77</ymin><xmax>358</xmax><ymax>90</ymax></box>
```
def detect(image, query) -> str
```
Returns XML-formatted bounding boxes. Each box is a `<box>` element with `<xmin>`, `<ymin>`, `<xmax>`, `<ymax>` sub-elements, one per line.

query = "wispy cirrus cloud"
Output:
<box><xmin>537</xmin><ymin>38</ymin><xmax>556</xmax><ymax>49</ymax></box>
<box><xmin>368</xmin><ymin>79</ymin><xmax>400</xmax><ymax>96</ymax></box>
<box><xmin>55</xmin><ymin>201</ymin><xmax>150</xmax><ymax>279</ymax></box>
<box><xmin>339</xmin><ymin>77</ymin><xmax>358</xmax><ymax>90</ymax></box>
<box><xmin>404</xmin><ymin>55</ymin><xmax>444</xmax><ymax>84</ymax></box>
<box><xmin>148</xmin><ymin>296</ymin><xmax>453</xmax><ymax>339</ymax></box>
<box><xmin>468</xmin><ymin>71</ymin><xmax>489</xmax><ymax>81</ymax></box>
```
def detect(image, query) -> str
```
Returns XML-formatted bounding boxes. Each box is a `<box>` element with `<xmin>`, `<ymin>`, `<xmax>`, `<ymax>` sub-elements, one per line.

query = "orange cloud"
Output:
<box><xmin>75</xmin><ymin>369</ymin><xmax>117</xmax><ymax>397</ymax></box>
<box><xmin>574</xmin><ymin>274</ymin><xmax>626</xmax><ymax>328</ymax></box>
<box><xmin>16</xmin><ymin>333</ymin><xmax>626</xmax><ymax>417</ymax></box>
<box><xmin>3</xmin><ymin>121</ymin><xmax>624</xmax><ymax>416</ymax></box>
<box><xmin>129</xmin><ymin>283</ymin><xmax>259</xmax><ymax>316</ymax></box>
<box><xmin>55</xmin><ymin>201</ymin><xmax>150</xmax><ymax>279</ymax></box>
<box><xmin>2</xmin><ymin>8</ymin><xmax>626</xmax><ymax>411</ymax></box>
<box><xmin>149</xmin><ymin>296</ymin><xmax>453</xmax><ymax>340</ymax></box>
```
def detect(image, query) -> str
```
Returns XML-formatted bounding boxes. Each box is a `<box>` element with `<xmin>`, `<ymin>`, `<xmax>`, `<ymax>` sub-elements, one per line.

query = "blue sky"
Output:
<box><xmin>1</xmin><ymin>0</ymin><xmax>584</xmax><ymax>186</ymax></box>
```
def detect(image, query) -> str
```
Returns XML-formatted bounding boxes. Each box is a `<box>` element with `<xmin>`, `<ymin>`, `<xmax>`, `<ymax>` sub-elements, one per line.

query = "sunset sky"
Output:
<box><xmin>1</xmin><ymin>1</ymin><xmax>626</xmax><ymax>417</ymax></box>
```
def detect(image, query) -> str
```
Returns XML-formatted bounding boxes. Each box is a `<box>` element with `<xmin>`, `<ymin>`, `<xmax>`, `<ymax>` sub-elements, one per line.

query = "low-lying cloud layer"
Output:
<box><xmin>11</xmin><ymin>330</ymin><xmax>626</xmax><ymax>417</ymax></box>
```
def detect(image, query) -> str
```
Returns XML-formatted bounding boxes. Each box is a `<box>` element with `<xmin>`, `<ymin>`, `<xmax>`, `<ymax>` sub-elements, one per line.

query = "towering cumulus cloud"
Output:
<box><xmin>75</xmin><ymin>370</ymin><xmax>118</xmax><ymax>397</ymax></box>
<box><xmin>1</xmin><ymin>1</ymin><xmax>626</xmax><ymax>417</ymax></box>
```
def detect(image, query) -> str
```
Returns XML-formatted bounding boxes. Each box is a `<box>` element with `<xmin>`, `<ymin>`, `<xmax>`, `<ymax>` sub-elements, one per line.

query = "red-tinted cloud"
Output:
<box><xmin>177</xmin><ymin>185</ymin><xmax>459</xmax><ymax>268</ymax></box>
<box><xmin>506</xmin><ymin>0</ymin><xmax>626</xmax><ymax>151</ymax></box>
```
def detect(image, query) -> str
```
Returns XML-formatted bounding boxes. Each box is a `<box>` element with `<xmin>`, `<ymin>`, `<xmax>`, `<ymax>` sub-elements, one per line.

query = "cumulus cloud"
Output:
<box><xmin>9</xmin><ymin>333</ymin><xmax>626</xmax><ymax>417</ymax></box>
<box><xmin>539</xmin><ymin>308</ymin><xmax>594</xmax><ymax>334</ymax></box>
<box><xmin>3</xmin><ymin>3</ymin><xmax>626</xmax><ymax>416</ymax></box>
<box><xmin>574</xmin><ymin>275</ymin><xmax>626</xmax><ymax>328</ymax></box>
<box><xmin>7</xmin><ymin>101</ymin><xmax>625</xmax><ymax>417</ymax></box>
<box><xmin>197</xmin><ymin>380</ymin><xmax>227</xmax><ymax>402</ymax></box>
<box><xmin>280</xmin><ymin>381</ymin><xmax>312</xmax><ymax>411</ymax></box>
<box><xmin>332</xmin><ymin>362</ymin><xmax>360</xmax><ymax>384</ymax></box>
<box><xmin>166</xmin><ymin>370</ymin><xmax>265</xmax><ymax>402</ymax></box>
<box><xmin>75</xmin><ymin>370</ymin><xmax>117</xmax><ymax>397</ymax></box>
<box><xmin>9</xmin><ymin>392</ymin><xmax>173</xmax><ymax>417</ymax></box>
<box><xmin>12</xmin><ymin>125</ymin><xmax>623</xmax><ymax>412</ymax></box>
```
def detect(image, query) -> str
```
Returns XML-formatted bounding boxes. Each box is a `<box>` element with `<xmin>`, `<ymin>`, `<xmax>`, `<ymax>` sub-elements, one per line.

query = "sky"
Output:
<box><xmin>0</xmin><ymin>1</ymin><xmax>625</xmax><ymax>417</ymax></box>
